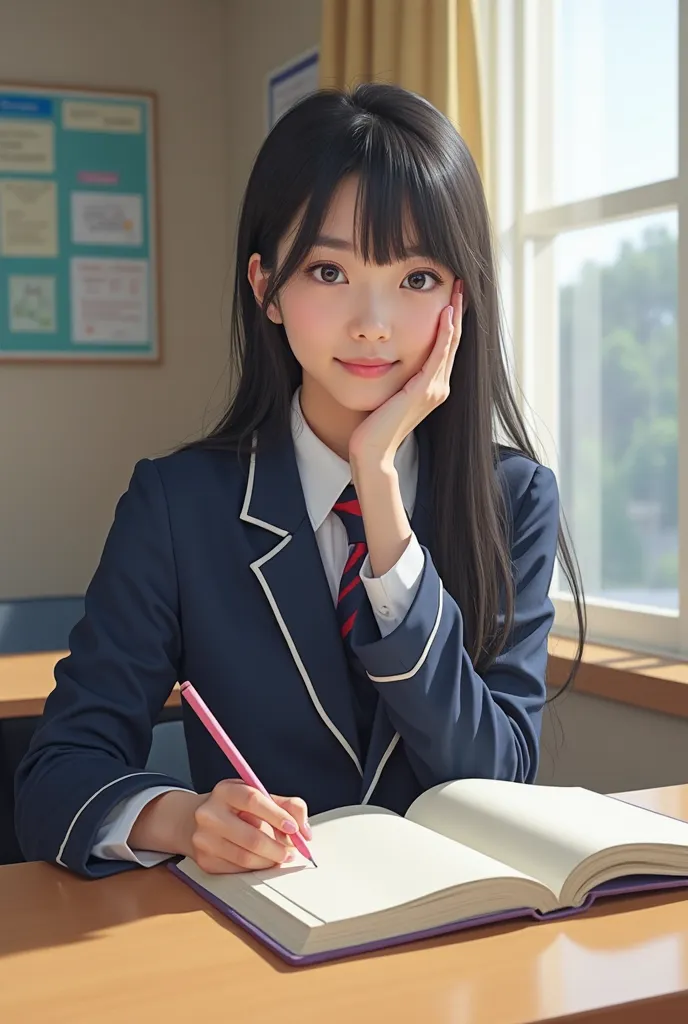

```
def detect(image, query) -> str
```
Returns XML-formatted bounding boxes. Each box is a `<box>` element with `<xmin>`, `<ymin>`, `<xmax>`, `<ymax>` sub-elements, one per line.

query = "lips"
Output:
<box><xmin>341</xmin><ymin>358</ymin><xmax>393</xmax><ymax>366</ymax></box>
<box><xmin>336</xmin><ymin>358</ymin><xmax>397</xmax><ymax>378</ymax></box>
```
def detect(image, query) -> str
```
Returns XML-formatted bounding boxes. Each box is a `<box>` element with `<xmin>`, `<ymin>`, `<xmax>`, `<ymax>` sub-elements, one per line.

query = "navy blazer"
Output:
<box><xmin>15</xmin><ymin>427</ymin><xmax>559</xmax><ymax>878</ymax></box>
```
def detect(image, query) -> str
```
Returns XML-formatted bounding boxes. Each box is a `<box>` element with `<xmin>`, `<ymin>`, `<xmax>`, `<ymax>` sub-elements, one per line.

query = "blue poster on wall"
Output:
<box><xmin>0</xmin><ymin>85</ymin><xmax>159</xmax><ymax>362</ymax></box>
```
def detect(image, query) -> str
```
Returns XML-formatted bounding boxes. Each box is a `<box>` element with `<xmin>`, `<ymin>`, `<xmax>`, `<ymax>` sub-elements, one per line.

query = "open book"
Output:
<box><xmin>169</xmin><ymin>779</ymin><xmax>688</xmax><ymax>964</ymax></box>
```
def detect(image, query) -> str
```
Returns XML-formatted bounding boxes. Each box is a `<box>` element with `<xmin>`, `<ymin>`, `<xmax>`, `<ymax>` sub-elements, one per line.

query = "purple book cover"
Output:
<box><xmin>167</xmin><ymin>862</ymin><xmax>688</xmax><ymax>967</ymax></box>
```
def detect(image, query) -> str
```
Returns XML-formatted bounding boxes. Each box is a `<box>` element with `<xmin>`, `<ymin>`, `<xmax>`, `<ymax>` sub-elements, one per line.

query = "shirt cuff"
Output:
<box><xmin>360</xmin><ymin>532</ymin><xmax>425</xmax><ymax>638</ymax></box>
<box><xmin>91</xmin><ymin>785</ymin><xmax>195</xmax><ymax>866</ymax></box>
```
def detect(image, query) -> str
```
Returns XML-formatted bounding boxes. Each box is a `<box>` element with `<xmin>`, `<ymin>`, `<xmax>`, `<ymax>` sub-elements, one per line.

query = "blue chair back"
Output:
<box><xmin>0</xmin><ymin>596</ymin><xmax>191</xmax><ymax>865</ymax></box>
<box><xmin>0</xmin><ymin>595</ymin><xmax>85</xmax><ymax>654</ymax></box>
<box><xmin>1</xmin><ymin>595</ymin><xmax>86</xmax><ymax>863</ymax></box>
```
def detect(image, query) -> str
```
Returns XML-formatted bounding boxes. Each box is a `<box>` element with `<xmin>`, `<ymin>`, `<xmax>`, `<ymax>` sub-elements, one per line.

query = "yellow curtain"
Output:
<box><xmin>319</xmin><ymin>0</ymin><xmax>487</xmax><ymax>188</ymax></box>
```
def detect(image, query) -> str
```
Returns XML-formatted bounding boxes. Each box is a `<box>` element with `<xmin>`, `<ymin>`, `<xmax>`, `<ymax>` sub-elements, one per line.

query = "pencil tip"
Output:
<box><xmin>310</xmin><ymin>856</ymin><xmax>318</xmax><ymax>868</ymax></box>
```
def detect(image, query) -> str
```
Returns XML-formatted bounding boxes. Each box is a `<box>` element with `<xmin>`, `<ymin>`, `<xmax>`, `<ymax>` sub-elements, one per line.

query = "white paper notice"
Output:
<box><xmin>267</xmin><ymin>50</ymin><xmax>318</xmax><ymax>128</ymax></box>
<box><xmin>0</xmin><ymin>119</ymin><xmax>54</xmax><ymax>173</ymax></box>
<box><xmin>70</xmin><ymin>258</ymin><xmax>148</xmax><ymax>343</ymax></box>
<box><xmin>71</xmin><ymin>192</ymin><xmax>143</xmax><ymax>247</ymax></box>
<box><xmin>9</xmin><ymin>276</ymin><xmax>57</xmax><ymax>332</ymax></box>
<box><xmin>62</xmin><ymin>101</ymin><xmax>142</xmax><ymax>133</ymax></box>
<box><xmin>0</xmin><ymin>180</ymin><xmax>58</xmax><ymax>256</ymax></box>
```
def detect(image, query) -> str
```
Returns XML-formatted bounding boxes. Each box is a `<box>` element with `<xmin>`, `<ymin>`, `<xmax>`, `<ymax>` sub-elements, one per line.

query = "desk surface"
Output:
<box><xmin>1</xmin><ymin>786</ymin><xmax>688</xmax><ymax>1024</ymax></box>
<box><xmin>0</xmin><ymin>650</ymin><xmax>180</xmax><ymax>718</ymax></box>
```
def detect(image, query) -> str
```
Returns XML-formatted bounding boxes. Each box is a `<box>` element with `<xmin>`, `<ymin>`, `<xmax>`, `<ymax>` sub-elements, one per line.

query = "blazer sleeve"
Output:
<box><xmin>14</xmin><ymin>458</ymin><xmax>189</xmax><ymax>878</ymax></box>
<box><xmin>350</xmin><ymin>463</ymin><xmax>559</xmax><ymax>788</ymax></box>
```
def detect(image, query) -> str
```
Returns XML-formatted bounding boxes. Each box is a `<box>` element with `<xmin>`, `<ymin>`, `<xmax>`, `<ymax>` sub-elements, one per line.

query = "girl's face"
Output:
<box><xmin>248</xmin><ymin>176</ymin><xmax>455</xmax><ymax>417</ymax></box>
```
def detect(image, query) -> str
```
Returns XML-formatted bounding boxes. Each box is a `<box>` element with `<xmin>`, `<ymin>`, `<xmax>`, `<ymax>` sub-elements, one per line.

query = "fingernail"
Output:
<box><xmin>281</xmin><ymin>819</ymin><xmax>298</xmax><ymax>834</ymax></box>
<box><xmin>283</xmin><ymin>849</ymin><xmax>296</xmax><ymax>863</ymax></box>
<box><xmin>447</xmin><ymin>306</ymin><xmax>454</xmax><ymax>326</ymax></box>
<box><xmin>457</xmin><ymin>280</ymin><xmax>464</xmax><ymax>295</ymax></box>
<box><xmin>302</xmin><ymin>820</ymin><xmax>313</xmax><ymax>840</ymax></box>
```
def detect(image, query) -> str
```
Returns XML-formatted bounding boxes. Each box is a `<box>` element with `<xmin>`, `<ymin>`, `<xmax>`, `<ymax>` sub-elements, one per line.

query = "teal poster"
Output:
<box><xmin>0</xmin><ymin>85</ymin><xmax>159</xmax><ymax>362</ymax></box>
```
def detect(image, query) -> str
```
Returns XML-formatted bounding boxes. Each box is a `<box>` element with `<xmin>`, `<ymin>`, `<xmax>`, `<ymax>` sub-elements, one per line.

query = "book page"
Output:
<box><xmin>247</xmin><ymin>810</ymin><xmax>543</xmax><ymax>924</ymax></box>
<box><xmin>406</xmin><ymin>779</ymin><xmax>688</xmax><ymax>900</ymax></box>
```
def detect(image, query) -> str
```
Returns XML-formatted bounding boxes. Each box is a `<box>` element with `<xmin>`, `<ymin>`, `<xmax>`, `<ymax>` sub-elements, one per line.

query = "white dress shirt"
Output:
<box><xmin>91</xmin><ymin>389</ymin><xmax>424</xmax><ymax>864</ymax></box>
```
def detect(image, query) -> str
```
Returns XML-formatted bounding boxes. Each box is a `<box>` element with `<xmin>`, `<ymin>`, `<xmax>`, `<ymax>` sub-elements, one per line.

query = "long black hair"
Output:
<box><xmin>183</xmin><ymin>83</ymin><xmax>586</xmax><ymax>697</ymax></box>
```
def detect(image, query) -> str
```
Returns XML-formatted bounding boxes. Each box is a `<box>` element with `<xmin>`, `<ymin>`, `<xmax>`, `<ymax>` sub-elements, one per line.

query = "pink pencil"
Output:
<box><xmin>179</xmin><ymin>681</ymin><xmax>316</xmax><ymax>867</ymax></box>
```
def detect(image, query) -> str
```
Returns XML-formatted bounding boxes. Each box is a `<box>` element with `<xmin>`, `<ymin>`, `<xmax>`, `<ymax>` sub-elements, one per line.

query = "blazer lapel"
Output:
<box><xmin>240</xmin><ymin>431</ymin><xmax>364</xmax><ymax>776</ymax></box>
<box><xmin>359</xmin><ymin>422</ymin><xmax>434</xmax><ymax>803</ymax></box>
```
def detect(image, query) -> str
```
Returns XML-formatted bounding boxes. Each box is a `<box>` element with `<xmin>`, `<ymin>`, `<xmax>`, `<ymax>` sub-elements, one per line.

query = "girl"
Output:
<box><xmin>15</xmin><ymin>83</ymin><xmax>585</xmax><ymax>879</ymax></box>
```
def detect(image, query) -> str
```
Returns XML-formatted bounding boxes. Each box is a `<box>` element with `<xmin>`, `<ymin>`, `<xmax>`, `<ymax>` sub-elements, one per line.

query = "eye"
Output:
<box><xmin>309</xmin><ymin>263</ymin><xmax>347</xmax><ymax>284</ymax></box>
<box><xmin>403</xmin><ymin>270</ymin><xmax>443</xmax><ymax>292</ymax></box>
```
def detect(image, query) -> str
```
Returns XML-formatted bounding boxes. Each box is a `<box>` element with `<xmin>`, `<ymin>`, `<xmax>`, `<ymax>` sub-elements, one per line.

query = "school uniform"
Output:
<box><xmin>14</xmin><ymin>390</ymin><xmax>559</xmax><ymax>879</ymax></box>
<box><xmin>92</xmin><ymin>393</ymin><xmax>422</xmax><ymax>868</ymax></box>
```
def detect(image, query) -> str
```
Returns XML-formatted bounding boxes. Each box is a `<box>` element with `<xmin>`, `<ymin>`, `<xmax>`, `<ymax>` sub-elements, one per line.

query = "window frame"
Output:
<box><xmin>481</xmin><ymin>0</ymin><xmax>686</xmax><ymax>657</ymax></box>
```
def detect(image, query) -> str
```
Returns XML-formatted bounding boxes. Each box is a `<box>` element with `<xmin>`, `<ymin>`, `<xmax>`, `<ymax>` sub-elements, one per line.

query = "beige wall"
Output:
<box><xmin>0</xmin><ymin>0</ymin><xmax>232</xmax><ymax>597</ymax></box>
<box><xmin>0</xmin><ymin>0</ymin><xmax>322</xmax><ymax>600</ymax></box>
<box><xmin>224</xmin><ymin>0</ymin><xmax>321</xmax><ymax>287</ymax></box>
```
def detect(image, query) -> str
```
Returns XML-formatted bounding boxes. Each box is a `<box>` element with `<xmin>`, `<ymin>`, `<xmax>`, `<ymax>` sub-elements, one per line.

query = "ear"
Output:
<box><xmin>247</xmin><ymin>253</ymin><xmax>283</xmax><ymax>324</ymax></box>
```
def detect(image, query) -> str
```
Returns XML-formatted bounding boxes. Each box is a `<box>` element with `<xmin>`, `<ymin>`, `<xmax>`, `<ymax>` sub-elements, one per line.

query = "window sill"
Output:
<box><xmin>547</xmin><ymin>636</ymin><xmax>688</xmax><ymax>719</ymax></box>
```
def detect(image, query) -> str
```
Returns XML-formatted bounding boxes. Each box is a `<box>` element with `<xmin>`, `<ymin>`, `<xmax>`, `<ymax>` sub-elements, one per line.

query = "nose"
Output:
<box><xmin>348</xmin><ymin>295</ymin><xmax>392</xmax><ymax>343</ymax></box>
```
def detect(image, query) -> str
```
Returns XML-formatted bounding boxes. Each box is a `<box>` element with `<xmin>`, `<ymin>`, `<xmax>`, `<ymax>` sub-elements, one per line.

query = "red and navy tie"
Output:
<box><xmin>332</xmin><ymin>483</ymin><xmax>367</xmax><ymax>646</ymax></box>
<box><xmin>333</xmin><ymin>482</ymin><xmax>379</xmax><ymax>753</ymax></box>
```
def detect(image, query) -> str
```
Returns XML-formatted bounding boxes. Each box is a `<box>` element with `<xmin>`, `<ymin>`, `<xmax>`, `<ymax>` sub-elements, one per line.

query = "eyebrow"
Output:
<box><xmin>313</xmin><ymin>234</ymin><xmax>430</xmax><ymax>259</ymax></box>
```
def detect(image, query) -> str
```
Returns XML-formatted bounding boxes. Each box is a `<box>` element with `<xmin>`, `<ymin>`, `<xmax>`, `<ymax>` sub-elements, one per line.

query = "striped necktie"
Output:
<box><xmin>332</xmin><ymin>483</ymin><xmax>367</xmax><ymax>645</ymax></box>
<box><xmin>333</xmin><ymin>482</ymin><xmax>379</xmax><ymax>754</ymax></box>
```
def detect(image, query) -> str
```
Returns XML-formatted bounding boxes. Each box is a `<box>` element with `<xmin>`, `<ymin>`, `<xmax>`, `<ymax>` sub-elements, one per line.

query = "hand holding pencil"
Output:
<box><xmin>180</xmin><ymin>681</ymin><xmax>317</xmax><ymax>873</ymax></box>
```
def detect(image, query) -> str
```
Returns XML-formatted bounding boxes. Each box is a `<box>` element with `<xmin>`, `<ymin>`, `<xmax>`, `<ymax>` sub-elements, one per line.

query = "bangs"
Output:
<box><xmin>270</xmin><ymin>115</ymin><xmax>462</xmax><ymax>293</ymax></box>
<box><xmin>350</xmin><ymin>126</ymin><xmax>457</xmax><ymax>269</ymax></box>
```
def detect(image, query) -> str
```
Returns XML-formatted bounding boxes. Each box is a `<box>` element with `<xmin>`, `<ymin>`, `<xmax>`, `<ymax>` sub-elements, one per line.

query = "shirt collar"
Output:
<box><xmin>291</xmin><ymin>387</ymin><xmax>418</xmax><ymax>533</ymax></box>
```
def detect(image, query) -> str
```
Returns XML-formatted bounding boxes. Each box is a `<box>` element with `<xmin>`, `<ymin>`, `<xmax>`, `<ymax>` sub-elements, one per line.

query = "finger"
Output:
<box><xmin>450</xmin><ymin>282</ymin><xmax>464</xmax><ymax>354</ymax></box>
<box><xmin>446</xmin><ymin>297</ymin><xmax>463</xmax><ymax>378</ymax></box>
<box><xmin>236</xmin><ymin>810</ymin><xmax>274</xmax><ymax>833</ymax></box>
<box><xmin>194</xmin><ymin>829</ymin><xmax>291</xmax><ymax>872</ymax></box>
<box><xmin>236</xmin><ymin>810</ymin><xmax>291</xmax><ymax>846</ymax></box>
<box><xmin>273</xmin><ymin>795</ymin><xmax>312</xmax><ymax>840</ymax></box>
<box><xmin>433</xmin><ymin>304</ymin><xmax>456</xmax><ymax>379</ymax></box>
<box><xmin>190</xmin><ymin>853</ymin><xmax>247</xmax><ymax>875</ymax></box>
<box><xmin>439</xmin><ymin>280</ymin><xmax>463</xmax><ymax>383</ymax></box>
<box><xmin>420</xmin><ymin>304</ymin><xmax>454</xmax><ymax>381</ymax></box>
<box><xmin>222</xmin><ymin>811</ymin><xmax>295</xmax><ymax>863</ymax></box>
<box><xmin>214</xmin><ymin>779</ymin><xmax>300</xmax><ymax>836</ymax></box>
<box><xmin>197</xmin><ymin>796</ymin><xmax>294</xmax><ymax>860</ymax></box>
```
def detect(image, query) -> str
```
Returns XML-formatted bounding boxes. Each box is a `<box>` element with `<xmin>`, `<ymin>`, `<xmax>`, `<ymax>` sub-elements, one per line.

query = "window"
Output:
<box><xmin>485</xmin><ymin>0</ymin><xmax>682</xmax><ymax>654</ymax></box>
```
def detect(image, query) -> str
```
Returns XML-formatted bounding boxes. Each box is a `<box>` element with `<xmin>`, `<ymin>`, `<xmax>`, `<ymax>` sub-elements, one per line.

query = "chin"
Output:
<box><xmin>331</xmin><ymin>382</ymin><xmax>400</xmax><ymax>413</ymax></box>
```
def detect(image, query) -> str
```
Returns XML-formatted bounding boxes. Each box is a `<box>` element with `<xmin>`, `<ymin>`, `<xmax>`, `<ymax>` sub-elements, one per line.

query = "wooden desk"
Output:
<box><xmin>1</xmin><ymin>786</ymin><xmax>688</xmax><ymax>1024</ymax></box>
<box><xmin>0</xmin><ymin>650</ymin><xmax>181</xmax><ymax>718</ymax></box>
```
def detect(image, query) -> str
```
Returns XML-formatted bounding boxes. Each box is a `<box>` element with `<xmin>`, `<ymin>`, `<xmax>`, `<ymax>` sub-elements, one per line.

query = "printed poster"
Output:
<box><xmin>62</xmin><ymin>101</ymin><xmax>142</xmax><ymax>134</ymax></box>
<box><xmin>9</xmin><ymin>276</ymin><xmax>57</xmax><ymax>332</ymax></box>
<box><xmin>0</xmin><ymin>180</ymin><xmax>58</xmax><ymax>257</ymax></box>
<box><xmin>267</xmin><ymin>49</ymin><xmax>319</xmax><ymax>129</ymax></box>
<box><xmin>70</xmin><ymin>258</ymin><xmax>149</xmax><ymax>343</ymax></box>
<box><xmin>71</xmin><ymin>192</ymin><xmax>143</xmax><ymax>247</ymax></box>
<box><xmin>0</xmin><ymin>119</ymin><xmax>54</xmax><ymax>173</ymax></box>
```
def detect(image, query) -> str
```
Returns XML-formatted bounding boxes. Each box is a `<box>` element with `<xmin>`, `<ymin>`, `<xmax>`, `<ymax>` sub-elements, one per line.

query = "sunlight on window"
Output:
<box><xmin>556</xmin><ymin>213</ymin><xmax>678</xmax><ymax>610</ymax></box>
<box><xmin>551</xmin><ymin>0</ymin><xmax>677</xmax><ymax>206</ymax></box>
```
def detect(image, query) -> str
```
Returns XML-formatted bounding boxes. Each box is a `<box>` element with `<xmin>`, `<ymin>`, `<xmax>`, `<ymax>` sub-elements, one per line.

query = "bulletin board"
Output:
<box><xmin>0</xmin><ymin>83</ymin><xmax>160</xmax><ymax>363</ymax></box>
